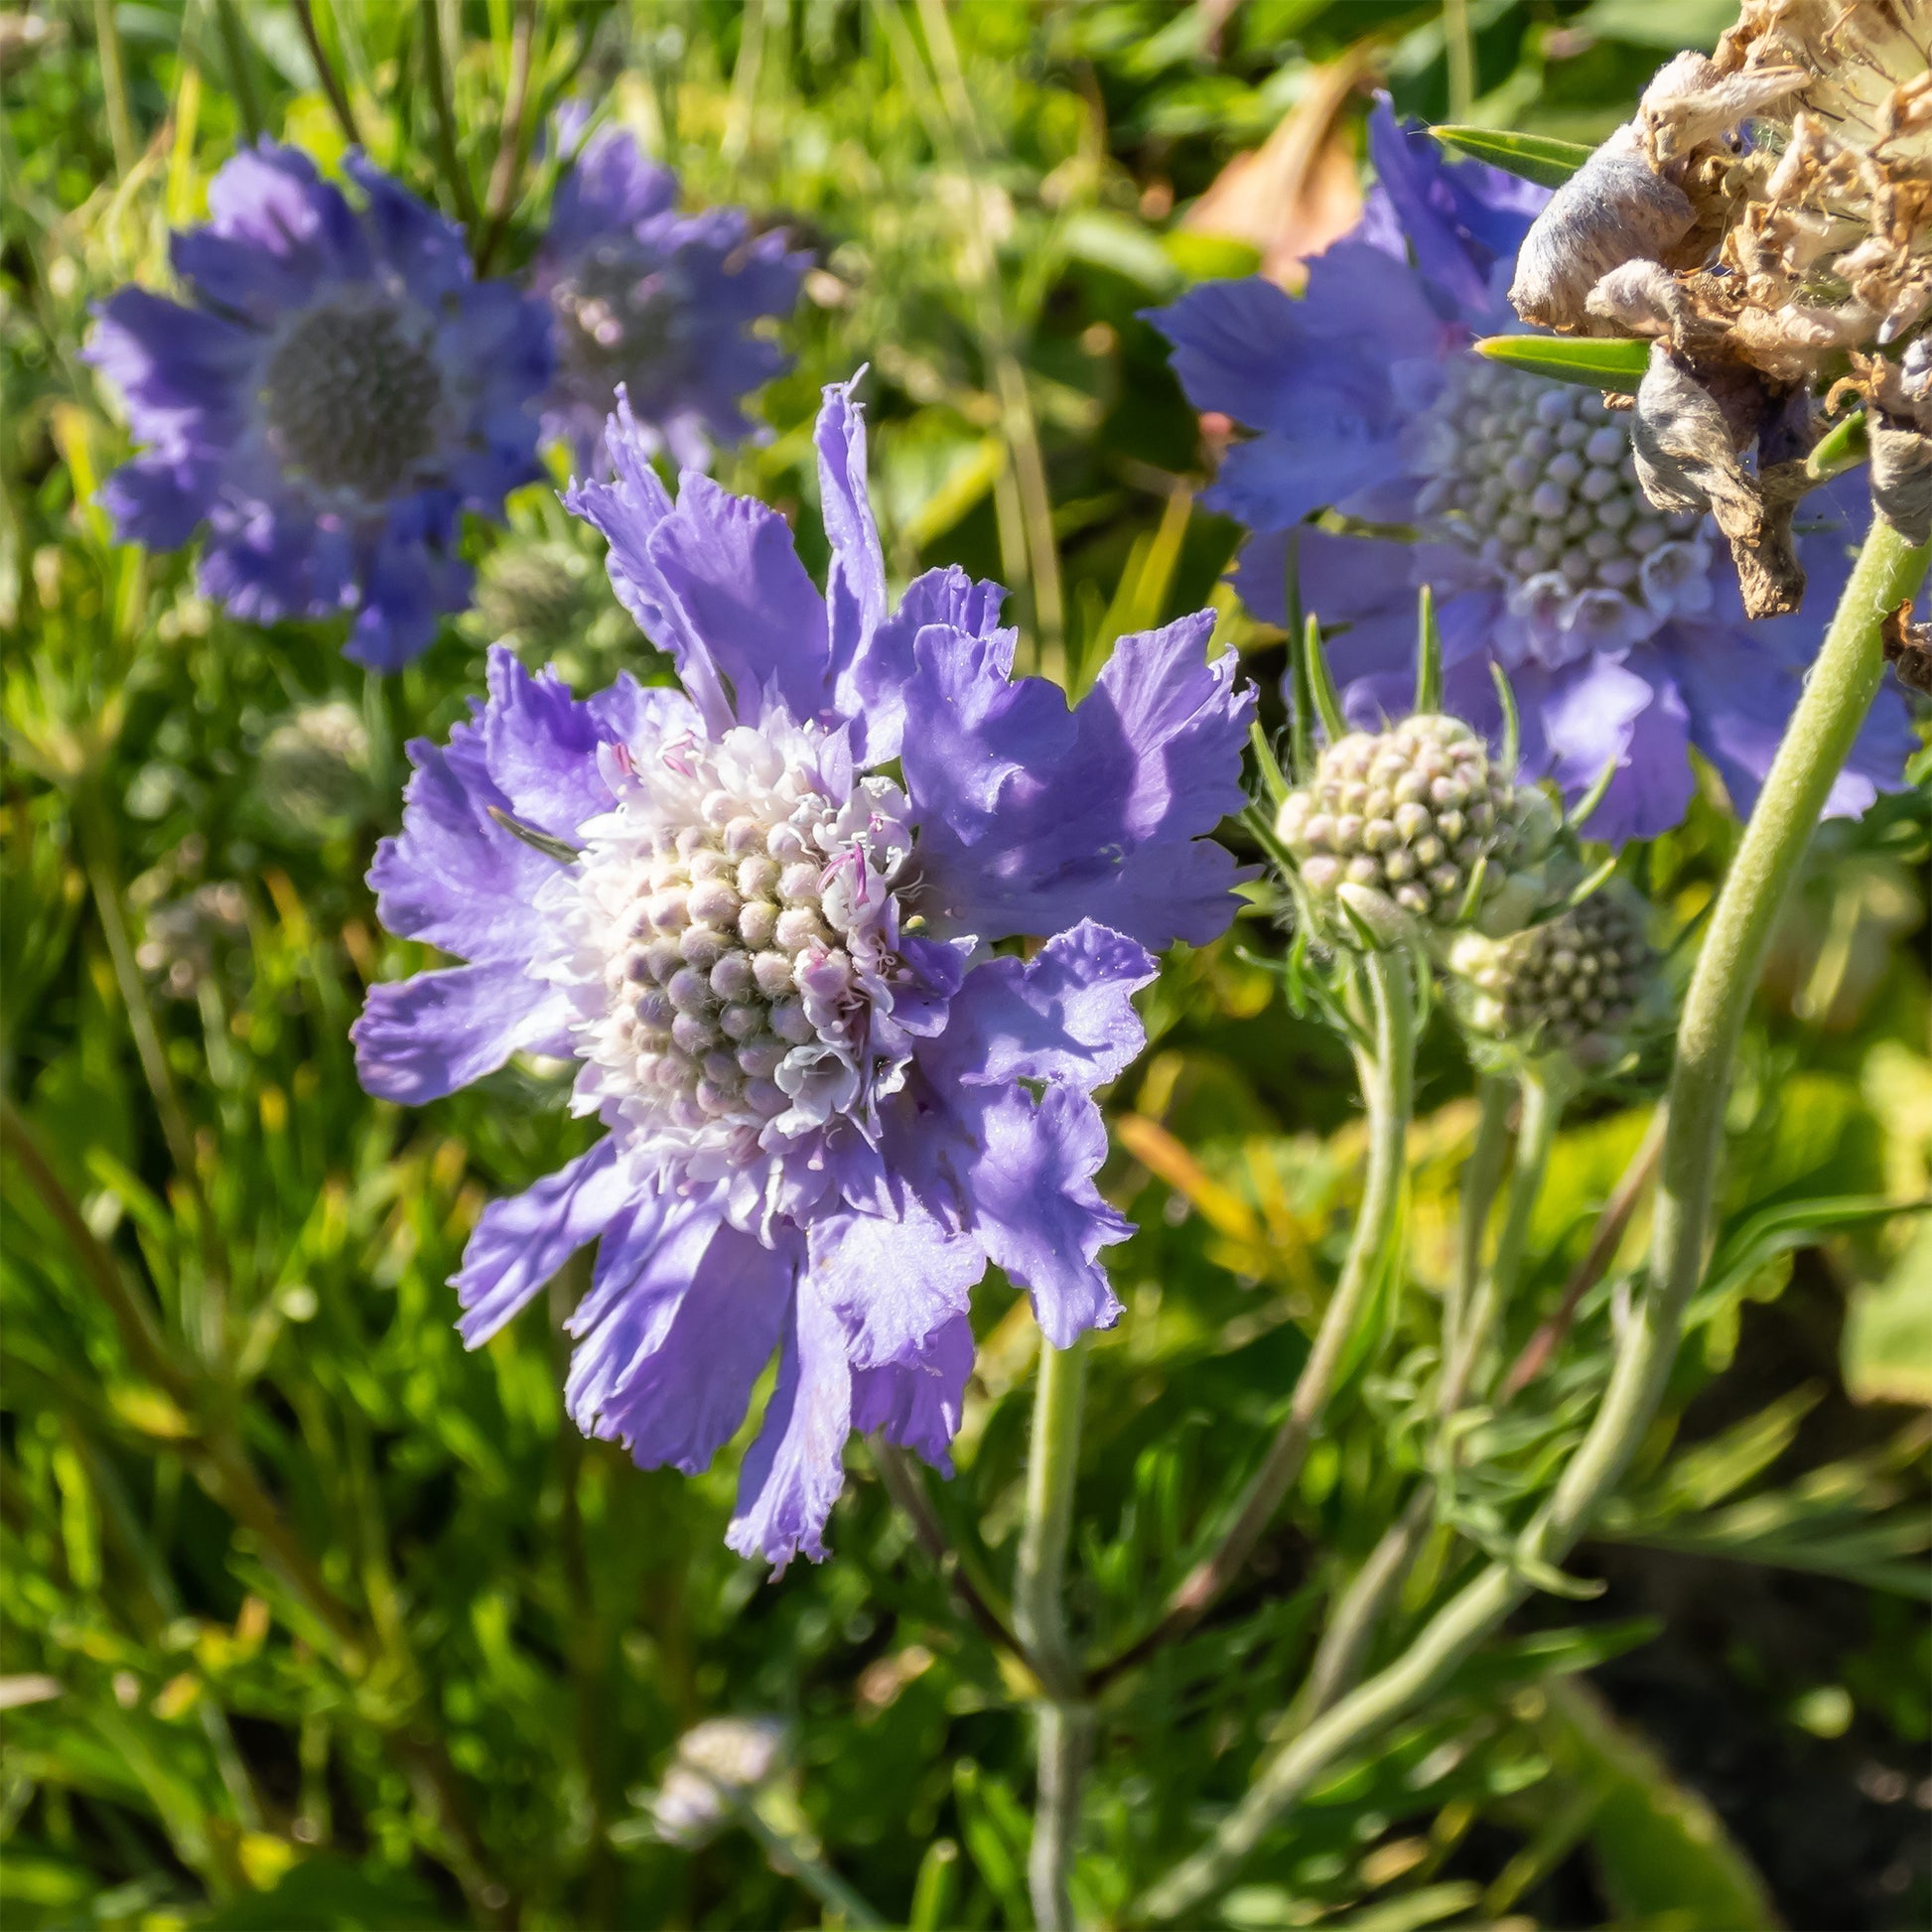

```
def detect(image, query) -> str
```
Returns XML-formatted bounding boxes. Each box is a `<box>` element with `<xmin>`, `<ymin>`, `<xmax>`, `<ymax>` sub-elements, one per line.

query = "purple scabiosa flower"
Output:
<box><xmin>1147</xmin><ymin>101</ymin><xmax>1913</xmax><ymax>845</ymax></box>
<box><xmin>83</xmin><ymin>142</ymin><xmax>552</xmax><ymax>669</ymax></box>
<box><xmin>351</xmin><ymin>377</ymin><xmax>1252</xmax><ymax>1566</ymax></box>
<box><xmin>533</xmin><ymin>120</ymin><xmax>809</xmax><ymax>469</ymax></box>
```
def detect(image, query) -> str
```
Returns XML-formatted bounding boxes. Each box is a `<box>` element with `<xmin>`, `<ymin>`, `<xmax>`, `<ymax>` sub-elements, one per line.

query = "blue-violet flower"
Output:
<box><xmin>534</xmin><ymin>121</ymin><xmax>809</xmax><ymax>469</ymax></box>
<box><xmin>85</xmin><ymin>141</ymin><xmax>552</xmax><ymax>668</ymax></box>
<box><xmin>351</xmin><ymin>377</ymin><xmax>1253</xmax><ymax>1565</ymax></box>
<box><xmin>1148</xmin><ymin>102</ymin><xmax>1912</xmax><ymax>845</ymax></box>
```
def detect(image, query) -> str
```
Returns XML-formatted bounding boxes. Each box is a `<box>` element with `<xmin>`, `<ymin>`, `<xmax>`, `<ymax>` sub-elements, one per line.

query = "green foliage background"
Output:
<box><xmin>2</xmin><ymin>3</ymin><xmax>1927</xmax><ymax>1927</ymax></box>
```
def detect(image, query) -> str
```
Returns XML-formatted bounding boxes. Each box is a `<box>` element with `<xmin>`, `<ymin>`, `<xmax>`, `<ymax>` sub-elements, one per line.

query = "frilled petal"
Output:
<box><xmin>368</xmin><ymin>720</ymin><xmax>564</xmax><ymax>962</ymax></box>
<box><xmin>1365</xmin><ymin>99</ymin><xmax>1545</xmax><ymax>326</ymax></box>
<box><xmin>547</xmin><ymin>124</ymin><xmax>678</xmax><ymax>255</ymax></box>
<box><xmin>815</xmin><ymin>376</ymin><xmax>888</xmax><ymax>686</ymax></box>
<box><xmin>1659</xmin><ymin>622</ymin><xmax>1913</xmax><ymax>824</ymax></box>
<box><xmin>346</xmin><ymin>155</ymin><xmax>473</xmax><ymax>301</ymax></box>
<box><xmin>564</xmin><ymin>402</ymin><xmax>740</xmax><ymax>732</ymax></box>
<box><xmin>956</xmin><ymin>1084</ymin><xmax>1128</xmax><ymax>1348</ymax></box>
<box><xmin>834</xmin><ymin>565</ymin><xmax>1009</xmax><ymax>766</ymax></box>
<box><xmin>353</xmin><ymin>962</ymin><xmax>573</xmax><ymax>1105</ymax></box>
<box><xmin>97</xmin><ymin>456</ymin><xmax>222</xmax><ymax>550</ymax></box>
<box><xmin>643</xmin><ymin>474</ymin><xmax>830</xmax><ymax>723</ymax></box>
<box><xmin>849</xmin><ymin>1312</ymin><xmax>974</xmax><ymax>1472</ymax></box>
<box><xmin>85</xmin><ymin>289</ymin><xmax>256</xmax><ymax>424</ymax></box>
<box><xmin>806</xmin><ymin>1186</ymin><xmax>986</xmax><ymax>1371</ymax></box>
<box><xmin>1521</xmin><ymin>652</ymin><xmax>1690</xmax><ymax>842</ymax></box>
<box><xmin>205</xmin><ymin>141</ymin><xmax>366</xmax><ymax>283</ymax></box>
<box><xmin>345</xmin><ymin>535</ymin><xmax>470</xmax><ymax>670</ymax></box>
<box><xmin>449</xmin><ymin>1139</ymin><xmax>632</xmax><ymax>1345</ymax></box>
<box><xmin>1204</xmin><ymin>431</ymin><xmax>1410</xmax><ymax>535</ymax></box>
<box><xmin>918</xmin><ymin>921</ymin><xmax>1155</xmax><ymax>1094</ymax></box>
<box><xmin>727</xmin><ymin>1278</ymin><xmax>852</xmax><ymax>1568</ymax></box>
<box><xmin>567</xmin><ymin>1200</ymin><xmax>795</xmax><ymax>1472</ymax></box>
<box><xmin>481</xmin><ymin>644</ymin><xmax>615</xmax><ymax>839</ymax></box>
<box><xmin>903</xmin><ymin>613</ymin><xmax>1254</xmax><ymax>950</ymax></box>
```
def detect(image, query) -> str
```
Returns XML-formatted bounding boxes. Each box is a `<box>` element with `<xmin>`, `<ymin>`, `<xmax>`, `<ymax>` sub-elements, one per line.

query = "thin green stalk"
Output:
<box><xmin>1444</xmin><ymin>0</ymin><xmax>1475</xmax><ymax>125</ymax></box>
<box><xmin>736</xmin><ymin>1803</ymin><xmax>886</xmax><ymax>1928</ymax></box>
<box><xmin>474</xmin><ymin>0</ymin><xmax>537</xmax><ymax>274</ymax></box>
<box><xmin>1091</xmin><ymin>948</ymin><xmax>1417</xmax><ymax>1687</ymax></box>
<box><xmin>420</xmin><ymin>0</ymin><xmax>478</xmax><ymax>227</ymax></box>
<box><xmin>93</xmin><ymin>0</ymin><xmax>137</xmax><ymax>177</ymax></box>
<box><xmin>1284</xmin><ymin>1486</ymin><xmax>1433</xmax><ymax>1730</ymax></box>
<box><xmin>1446</xmin><ymin>1075</ymin><xmax>1512</xmax><ymax>1377</ymax></box>
<box><xmin>1139</xmin><ymin>514</ymin><xmax>1930</xmax><ymax>1923</ymax></box>
<box><xmin>292</xmin><ymin>0</ymin><xmax>362</xmax><ymax>151</ymax></box>
<box><xmin>1015</xmin><ymin>1333</ymin><xmax>1090</xmax><ymax>1930</ymax></box>
<box><xmin>1440</xmin><ymin>1069</ymin><xmax>1564</xmax><ymax>1419</ymax></box>
<box><xmin>212</xmin><ymin>0</ymin><xmax>262</xmax><ymax>145</ymax></box>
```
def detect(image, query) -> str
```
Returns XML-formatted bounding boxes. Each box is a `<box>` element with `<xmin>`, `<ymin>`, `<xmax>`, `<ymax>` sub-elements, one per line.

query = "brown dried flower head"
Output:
<box><xmin>1511</xmin><ymin>0</ymin><xmax>1932</xmax><ymax>598</ymax></box>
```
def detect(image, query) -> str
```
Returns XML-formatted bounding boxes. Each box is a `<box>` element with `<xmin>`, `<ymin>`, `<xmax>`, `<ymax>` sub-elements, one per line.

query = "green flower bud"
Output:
<box><xmin>1449</xmin><ymin>884</ymin><xmax>1660</xmax><ymax>1065</ymax></box>
<box><xmin>1274</xmin><ymin>716</ymin><xmax>1553</xmax><ymax>947</ymax></box>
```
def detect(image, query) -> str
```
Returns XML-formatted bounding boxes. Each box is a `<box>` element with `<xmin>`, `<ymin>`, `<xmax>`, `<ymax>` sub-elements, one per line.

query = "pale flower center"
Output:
<box><xmin>563</xmin><ymin>718</ymin><xmax>914</xmax><ymax>1162</ymax></box>
<box><xmin>1412</xmin><ymin>357</ymin><xmax>1715</xmax><ymax>665</ymax></box>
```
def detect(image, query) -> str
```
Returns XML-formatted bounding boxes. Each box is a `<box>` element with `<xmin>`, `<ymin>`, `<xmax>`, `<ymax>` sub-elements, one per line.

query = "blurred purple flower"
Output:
<box><xmin>534</xmin><ymin>121</ymin><xmax>809</xmax><ymax>470</ymax></box>
<box><xmin>351</xmin><ymin>377</ymin><xmax>1252</xmax><ymax>1565</ymax></box>
<box><xmin>1148</xmin><ymin>101</ymin><xmax>1912</xmax><ymax>844</ymax></box>
<box><xmin>84</xmin><ymin>141</ymin><xmax>551</xmax><ymax>668</ymax></box>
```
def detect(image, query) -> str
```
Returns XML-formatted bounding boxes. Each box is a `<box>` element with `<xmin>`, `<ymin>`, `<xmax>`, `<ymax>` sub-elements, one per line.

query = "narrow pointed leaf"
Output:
<box><xmin>1489</xmin><ymin>660</ymin><xmax>1522</xmax><ymax>772</ymax></box>
<box><xmin>1433</xmin><ymin>125</ymin><xmax>1594</xmax><ymax>189</ymax></box>
<box><xmin>1249</xmin><ymin>718</ymin><xmax>1291</xmax><ymax>809</ymax></box>
<box><xmin>1570</xmin><ymin>755</ymin><xmax>1623</xmax><ymax>837</ymax></box>
<box><xmin>1284</xmin><ymin>547</ymin><xmax>1313</xmax><ymax>779</ymax></box>
<box><xmin>1476</xmin><ymin>334</ymin><xmax>1651</xmax><ymax>392</ymax></box>
<box><xmin>486</xmin><ymin>806</ymin><xmax>582</xmax><ymax>864</ymax></box>
<box><xmin>1305</xmin><ymin>614</ymin><xmax>1347</xmax><ymax>744</ymax></box>
<box><xmin>1415</xmin><ymin>584</ymin><xmax>1444</xmax><ymax>714</ymax></box>
<box><xmin>1806</xmin><ymin>408</ymin><xmax>1869</xmax><ymax>482</ymax></box>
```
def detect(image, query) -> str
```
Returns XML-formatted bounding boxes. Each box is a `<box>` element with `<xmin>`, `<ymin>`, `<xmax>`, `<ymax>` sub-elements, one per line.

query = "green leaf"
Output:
<box><xmin>1806</xmin><ymin>408</ymin><xmax>1870</xmax><ymax>483</ymax></box>
<box><xmin>1475</xmin><ymin>334</ymin><xmax>1652</xmax><ymax>392</ymax></box>
<box><xmin>1433</xmin><ymin>126</ymin><xmax>1595</xmax><ymax>188</ymax></box>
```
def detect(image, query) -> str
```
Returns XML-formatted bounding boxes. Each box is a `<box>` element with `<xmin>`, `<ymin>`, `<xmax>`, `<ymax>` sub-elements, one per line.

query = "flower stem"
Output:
<box><xmin>1445</xmin><ymin>1074</ymin><xmax>1512</xmax><ymax>1379</ymax></box>
<box><xmin>1090</xmin><ymin>947</ymin><xmax>1416</xmax><ymax>1687</ymax></box>
<box><xmin>292</xmin><ymin>0</ymin><xmax>363</xmax><ymax>152</ymax></box>
<box><xmin>1138</xmin><ymin>513</ymin><xmax>1930</xmax><ymax>1922</ymax></box>
<box><xmin>420</xmin><ymin>0</ymin><xmax>478</xmax><ymax>228</ymax></box>
<box><xmin>1016</xmin><ymin>1332</ymin><xmax>1090</xmax><ymax>1928</ymax></box>
<box><xmin>1440</xmin><ymin>1069</ymin><xmax>1563</xmax><ymax>1418</ymax></box>
<box><xmin>736</xmin><ymin>1803</ymin><xmax>887</xmax><ymax>1929</ymax></box>
<box><xmin>92</xmin><ymin>0</ymin><xmax>137</xmax><ymax>177</ymax></box>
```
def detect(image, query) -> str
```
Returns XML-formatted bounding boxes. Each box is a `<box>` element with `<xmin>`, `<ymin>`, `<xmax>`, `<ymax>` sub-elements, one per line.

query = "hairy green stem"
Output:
<box><xmin>1446</xmin><ymin>1075</ymin><xmax>1512</xmax><ymax>1378</ymax></box>
<box><xmin>1140</xmin><ymin>514</ymin><xmax>1929</xmax><ymax>1922</ymax></box>
<box><xmin>1016</xmin><ymin>1333</ymin><xmax>1090</xmax><ymax>1928</ymax></box>
<box><xmin>1091</xmin><ymin>948</ymin><xmax>1417</xmax><ymax>1687</ymax></box>
<box><xmin>1441</xmin><ymin>1070</ymin><xmax>1563</xmax><ymax>1418</ymax></box>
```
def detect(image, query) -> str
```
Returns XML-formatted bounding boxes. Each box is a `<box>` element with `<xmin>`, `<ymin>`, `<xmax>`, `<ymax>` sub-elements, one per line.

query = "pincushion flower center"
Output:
<box><xmin>1412</xmin><ymin>357</ymin><xmax>1715</xmax><ymax>662</ymax></box>
<box><xmin>259</xmin><ymin>294</ymin><xmax>445</xmax><ymax>502</ymax></box>
<box><xmin>551</xmin><ymin>244</ymin><xmax>687</xmax><ymax>398</ymax></box>
<box><xmin>568</xmin><ymin>718</ymin><xmax>915</xmax><ymax>1152</ymax></box>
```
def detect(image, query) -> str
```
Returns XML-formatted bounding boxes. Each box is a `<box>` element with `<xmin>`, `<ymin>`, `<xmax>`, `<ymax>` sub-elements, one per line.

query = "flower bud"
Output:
<box><xmin>1274</xmin><ymin>716</ymin><xmax>1553</xmax><ymax>948</ymax></box>
<box><xmin>1449</xmin><ymin>885</ymin><xmax>1661</xmax><ymax>1066</ymax></box>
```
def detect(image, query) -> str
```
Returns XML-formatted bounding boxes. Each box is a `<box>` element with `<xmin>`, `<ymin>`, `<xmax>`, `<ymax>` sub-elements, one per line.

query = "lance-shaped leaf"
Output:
<box><xmin>1433</xmin><ymin>125</ymin><xmax>1594</xmax><ymax>190</ymax></box>
<box><xmin>1476</xmin><ymin>334</ymin><xmax>1651</xmax><ymax>393</ymax></box>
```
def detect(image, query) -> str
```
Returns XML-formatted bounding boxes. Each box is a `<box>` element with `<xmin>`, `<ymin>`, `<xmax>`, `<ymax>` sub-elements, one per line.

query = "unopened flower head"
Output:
<box><xmin>256</xmin><ymin>700</ymin><xmax>374</xmax><ymax>839</ymax></box>
<box><xmin>534</xmin><ymin>118</ymin><xmax>809</xmax><ymax>469</ymax></box>
<box><xmin>352</xmin><ymin>377</ymin><xmax>1252</xmax><ymax>1565</ymax></box>
<box><xmin>469</xmin><ymin>535</ymin><xmax>633</xmax><ymax>688</ymax></box>
<box><xmin>647</xmin><ymin>1716</ymin><xmax>788</xmax><ymax>1847</ymax></box>
<box><xmin>84</xmin><ymin>142</ymin><xmax>552</xmax><ymax>667</ymax></box>
<box><xmin>1275</xmin><ymin>715</ymin><xmax>1555</xmax><ymax>947</ymax></box>
<box><xmin>1449</xmin><ymin>885</ymin><xmax>1662</xmax><ymax>1068</ymax></box>
<box><xmin>1511</xmin><ymin>1</ymin><xmax>1932</xmax><ymax>548</ymax></box>
<box><xmin>1148</xmin><ymin>99</ymin><xmax>1912</xmax><ymax>845</ymax></box>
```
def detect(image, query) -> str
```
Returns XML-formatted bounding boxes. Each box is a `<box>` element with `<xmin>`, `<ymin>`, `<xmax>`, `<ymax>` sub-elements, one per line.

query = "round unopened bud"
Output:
<box><xmin>1455</xmin><ymin>886</ymin><xmax>1659</xmax><ymax>1062</ymax></box>
<box><xmin>1274</xmin><ymin>716</ymin><xmax>1551</xmax><ymax>946</ymax></box>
